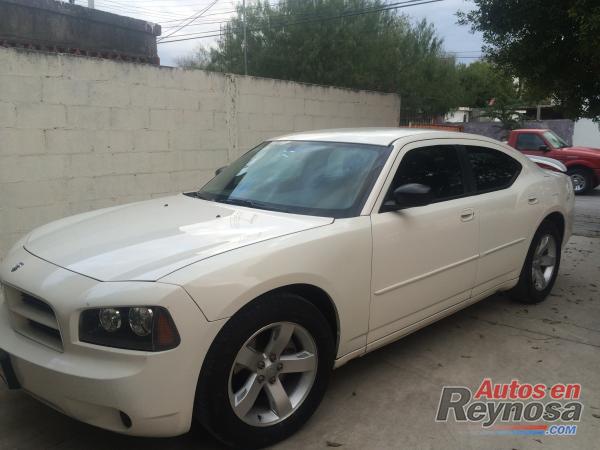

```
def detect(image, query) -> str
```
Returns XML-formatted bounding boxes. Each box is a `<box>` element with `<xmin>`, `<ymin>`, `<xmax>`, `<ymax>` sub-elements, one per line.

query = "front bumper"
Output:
<box><xmin>0</xmin><ymin>349</ymin><xmax>20</xmax><ymax>389</ymax></box>
<box><xmin>0</xmin><ymin>247</ymin><xmax>226</xmax><ymax>437</ymax></box>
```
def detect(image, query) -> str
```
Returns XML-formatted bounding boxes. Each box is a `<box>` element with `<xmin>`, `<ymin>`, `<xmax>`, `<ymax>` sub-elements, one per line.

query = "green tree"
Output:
<box><xmin>180</xmin><ymin>0</ymin><xmax>463</xmax><ymax>117</ymax></box>
<box><xmin>455</xmin><ymin>60</ymin><xmax>525</xmax><ymax>132</ymax></box>
<box><xmin>456</xmin><ymin>61</ymin><xmax>516</xmax><ymax>108</ymax></box>
<box><xmin>481</xmin><ymin>98</ymin><xmax>525</xmax><ymax>134</ymax></box>
<box><xmin>176</xmin><ymin>45</ymin><xmax>211</xmax><ymax>70</ymax></box>
<box><xmin>458</xmin><ymin>0</ymin><xmax>600</xmax><ymax>121</ymax></box>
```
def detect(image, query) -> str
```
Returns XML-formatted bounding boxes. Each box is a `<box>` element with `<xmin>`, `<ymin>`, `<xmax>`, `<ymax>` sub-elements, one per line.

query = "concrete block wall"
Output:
<box><xmin>0</xmin><ymin>48</ymin><xmax>400</xmax><ymax>258</ymax></box>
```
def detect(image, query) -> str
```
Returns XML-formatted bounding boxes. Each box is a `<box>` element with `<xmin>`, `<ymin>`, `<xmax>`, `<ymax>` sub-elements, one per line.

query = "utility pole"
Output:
<box><xmin>243</xmin><ymin>0</ymin><xmax>248</xmax><ymax>75</ymax></box>
<box><xmin>88</xmin><ymin>0</ymin><xmax>95</xmax><ymax>8</ymax></box>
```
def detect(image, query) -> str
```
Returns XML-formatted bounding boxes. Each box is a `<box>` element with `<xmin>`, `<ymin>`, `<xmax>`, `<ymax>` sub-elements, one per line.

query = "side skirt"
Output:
<box><xmin>333</xmin><ymin>277</ymin><xmax>519</xmax><ymax>369</ymax></box>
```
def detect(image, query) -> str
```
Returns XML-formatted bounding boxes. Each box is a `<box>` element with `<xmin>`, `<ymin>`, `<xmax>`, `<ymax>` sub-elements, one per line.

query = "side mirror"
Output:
<box><xmin>215</xmin><ymin>166</ymin><xmax>227</xmax><ymax>176</ymax></box>
<box><xmin>389</xmin><ymin>183</ymin><xmax>433</xmax><ymax>209</ymax></box>
<box><xmin>538</xmin><ymin>145</ymin><xmax>549</xmax><ymax>152</ymax></box>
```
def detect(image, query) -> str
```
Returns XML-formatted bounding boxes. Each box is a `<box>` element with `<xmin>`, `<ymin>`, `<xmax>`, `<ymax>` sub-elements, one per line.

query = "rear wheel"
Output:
<box><xmin>509</xmin><ymin>222</ymin><xmax>561</xmax><ymax>304</ymax></box>
<box><xmin>195</xmin><ymin>292</ymin><xmax>334</xmax><ymax>449</ymax></box>
<box><xmin>567</xmin><ymin>167</ymin><xmax>593</xmax><ymax>194</ymax></box>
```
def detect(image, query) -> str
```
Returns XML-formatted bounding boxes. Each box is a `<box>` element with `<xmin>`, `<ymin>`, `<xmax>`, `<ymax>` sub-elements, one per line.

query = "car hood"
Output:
<box><xmin>24</xmin><ymin>194</ymin><xmax>333</xmax><ymax>281</ymax></box>
<box><xmin>563</xmin><ymin>146</ymin><xmax>600</xmax><ymax>158</ymax></box>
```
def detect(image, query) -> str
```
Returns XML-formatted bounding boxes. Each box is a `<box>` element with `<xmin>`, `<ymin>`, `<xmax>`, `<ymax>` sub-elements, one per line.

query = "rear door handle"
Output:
<box><xmin>528</xmin><ymin>196</ymin><xmax>538</xmax><ymax>205</ymax></box>
<box><xmin>460</xmin><ymin>208</ymin><xmax>475</xmax><ymax>222</ymax></box>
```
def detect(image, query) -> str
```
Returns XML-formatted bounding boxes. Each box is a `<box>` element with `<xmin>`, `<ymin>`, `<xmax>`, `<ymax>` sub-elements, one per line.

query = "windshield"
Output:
<box><xmin>543</xmin><ymin>131</ymin><xmax>568</xmax><ymax>148</ymax></box>
<box><xmin>197</xmin><ymin>140</ymin><xmax>392</xmax><ymax>218</ymax></box>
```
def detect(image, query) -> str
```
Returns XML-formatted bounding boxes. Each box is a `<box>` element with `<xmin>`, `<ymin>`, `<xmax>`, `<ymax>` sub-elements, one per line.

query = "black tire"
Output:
<box><xmin>567</xmin><ymin>167</ymin><xmax>593</xmax><ymax>195</ymax></box>
<box><xmin>509</xmin><ymin>221</ymin><xmax>562</xmax><ymax>304</ymax></box>
<box><xmin>194</xmin><ymin>292</ymin><xmax>335</xmax><ymax>449</ymax></box>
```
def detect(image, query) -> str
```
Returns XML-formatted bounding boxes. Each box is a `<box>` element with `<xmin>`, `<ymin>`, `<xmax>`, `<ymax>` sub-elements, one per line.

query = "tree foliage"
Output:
<box><xmin>459</xmin><ymin>0</ymin><xmax>600</xmax><ymax>121</ymax></box>
<box><xmin>456</xmin><ymin>61</ymin><xmax>516</xmax><ymax>109</ymax></box>
<box><xmin>456</xmin><ymin>61</ymin><xmax>524</xmax><ymax>130</ymax></box>
<box><xmin>176</xmin><ymin>46</ymin><xmax>211</xmax><ymax>70</ymax></box>
<box><xmin>180</xmin><ymin>0</ymin><xmax>463</xmax><ymax>116</ymax></box>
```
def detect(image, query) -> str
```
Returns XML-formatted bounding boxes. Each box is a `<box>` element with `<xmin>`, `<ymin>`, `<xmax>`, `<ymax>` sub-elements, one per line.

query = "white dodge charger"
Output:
<box><xmin>0</xmin><ymin>129</ymin><xmax>574</xmax><ymax>448</ymax></box>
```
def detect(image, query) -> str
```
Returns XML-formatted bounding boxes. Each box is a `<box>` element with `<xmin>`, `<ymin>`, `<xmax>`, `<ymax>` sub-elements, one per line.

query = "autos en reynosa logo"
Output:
<box><xmin>435</xmin><ymin>379</ymin><xmax>582</xmax><ymax>436</ymax></box>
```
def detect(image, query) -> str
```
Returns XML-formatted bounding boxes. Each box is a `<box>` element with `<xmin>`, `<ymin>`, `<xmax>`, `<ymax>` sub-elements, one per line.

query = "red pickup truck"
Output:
<box><xmin>507</xmin><ymin>129</ymin><xmax>600</xmax><ymax>194</ymax></box>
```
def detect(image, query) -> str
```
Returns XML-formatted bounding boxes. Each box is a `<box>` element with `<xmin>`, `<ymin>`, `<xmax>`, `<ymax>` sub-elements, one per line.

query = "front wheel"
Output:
<box><xmin>195</xmin><ymin>292</ymin><xmax>335</xmax><ymax>449</ymax></box>
<box><xmin>509</xmin><ymin>222</ymin><xmax>561</xmax><ymax>304</ymax></box>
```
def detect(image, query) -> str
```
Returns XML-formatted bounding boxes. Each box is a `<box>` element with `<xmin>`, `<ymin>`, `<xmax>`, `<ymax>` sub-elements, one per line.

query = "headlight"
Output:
<box><xmin>79</xmin><ymin>306</ymin><xmax>180</xmax><ymax>351</ymax></box>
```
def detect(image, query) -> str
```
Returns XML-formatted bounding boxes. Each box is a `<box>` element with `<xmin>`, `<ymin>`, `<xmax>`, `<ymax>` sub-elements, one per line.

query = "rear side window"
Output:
<box><xmin>387</xmin><ymin>145</ymin><xmax>464</xmax><ymax>202</ymax></box>
<box><xmin>465</xmin><ymin>146</ymin><xmax>522</xmax><ymax>192</ymax></box>
<box><xmin>515</xmin><ymin>133</ymin><xmax>545</xmax><ymax>150</ymax></box>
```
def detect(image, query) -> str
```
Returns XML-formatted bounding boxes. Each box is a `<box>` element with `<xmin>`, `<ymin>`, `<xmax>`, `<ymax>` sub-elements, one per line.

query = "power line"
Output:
<box><xmin>161</xmin><ymin>0</ymin><xmax>423</xmax><ymax>30</ymax></box>
<box><xmin>88</xmin><ymin>0</ymin><xmax>223</xmax><ymax>22</ymax></box>
<box><xmin>92</xmin><ymin>3</ymin><xmax>193</xmax><ymax>21</ymax></box>
<box><xmin>159</xmin><ymin>0</ymin><xmax>445</xmax><ymax>44</ymax></box>
<box><xmin>158</xmin><ymin>0</ymin><xmax>221</xmax><ymax>42</ymax></box>
<box><xmin>103</xmin><ymin>0</ymin><xmax>223</xmax><ymax>5</ymax></box>
<box><xmin>94</xmin><ymin>0</ymin><xmax>191</xmax><ymax>16</ymax></box>
<box><xmin>160</xmin><ymin>1</ymin><xmax>286</xmax><ymax>28</ymax></box>
<box><xmin>161</xmin><ymin>16</ymin><xmax>239</xmax><ymax>28</ymax></box>
<box><xmin>161</xmin><ymin>0</ymin><xmax>445</xmax><ymax>43</ymax></box>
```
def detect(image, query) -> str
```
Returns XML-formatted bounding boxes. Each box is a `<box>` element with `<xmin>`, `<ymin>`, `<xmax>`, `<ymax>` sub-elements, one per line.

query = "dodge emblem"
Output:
<box><xmin>10</xmin><ymin>262</ymin><xmax>24</xmax><ymax>273</ymax></box>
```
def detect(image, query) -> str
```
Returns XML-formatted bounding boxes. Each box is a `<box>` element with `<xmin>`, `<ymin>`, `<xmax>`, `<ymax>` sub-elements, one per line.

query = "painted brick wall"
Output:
<box><xmin>0</xmin><ymin>48</ymin><xmax>400</xmax><ymax>258</ymax></box>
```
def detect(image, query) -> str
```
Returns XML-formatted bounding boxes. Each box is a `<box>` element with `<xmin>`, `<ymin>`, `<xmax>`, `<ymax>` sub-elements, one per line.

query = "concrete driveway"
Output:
<box><xmin>1</xmin><ymin>190</ymin><xmax>599</xmax><ymax>450</ymax></box>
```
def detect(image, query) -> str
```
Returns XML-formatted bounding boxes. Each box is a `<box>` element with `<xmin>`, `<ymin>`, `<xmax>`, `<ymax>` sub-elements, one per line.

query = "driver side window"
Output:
<box><xmin>515</xmin><ymin>133</ymin><xmax>545</xmax><ymax>150</ymax></box>
<box><xmin>385</xmin><ymin>145</ymin><xmax>465</xmax><ymax>205</ymax></box>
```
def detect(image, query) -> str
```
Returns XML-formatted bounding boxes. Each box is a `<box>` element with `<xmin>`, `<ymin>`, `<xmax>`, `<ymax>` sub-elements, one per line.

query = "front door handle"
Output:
<box><xmin>460</xmin><ymin>208</ymin><xmax>475</xmax><ymax>222</ymax></box>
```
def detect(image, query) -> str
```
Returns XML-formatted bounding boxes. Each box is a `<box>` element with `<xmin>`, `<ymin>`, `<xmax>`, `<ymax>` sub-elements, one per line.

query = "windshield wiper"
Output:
<box><xmin>248</xmin><ymin>202</ymin><xmax>293</xmax><ymax>214</ymax></box>
<box><xmin>219</xmin><ymin>197</ymin><xmax>255</xmax><ymax>208</ymax></box>
<box><xmin>189</xmin><ymin>192</ymin><xmax>292</xmax><ymax>213</ymax></box>
<box><xmin>217</xmin><ymin>197</ymin><xmax>292</xmax><ymax>214</ymax></box>
<box><xmin>185</xmin><ymin>191</ymin><xmax>213</xmax><ymax>201</ymax></box>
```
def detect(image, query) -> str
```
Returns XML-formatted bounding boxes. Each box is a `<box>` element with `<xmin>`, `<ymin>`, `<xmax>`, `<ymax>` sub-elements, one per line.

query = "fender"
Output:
<box><xmin>160</xmin><ymin>217</ymin><xmax>373</xmax><ymax>358</ymax></box>
<box><xmin>563</xmin><ymin>160</ymin><xmax>597</xmax><ymax>170</ymax></box>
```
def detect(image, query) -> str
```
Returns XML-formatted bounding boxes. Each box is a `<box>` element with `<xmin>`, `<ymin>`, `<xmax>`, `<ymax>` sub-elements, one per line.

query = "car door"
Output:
<box><xmin>368</xmin><ymin>142</ymin><xmax>479</xmax><ymax>345</ymax></box>
<box><xmin>462</xmin><ymin>144</ymin><xmax>538</xmax><ymax>296</ymax></box>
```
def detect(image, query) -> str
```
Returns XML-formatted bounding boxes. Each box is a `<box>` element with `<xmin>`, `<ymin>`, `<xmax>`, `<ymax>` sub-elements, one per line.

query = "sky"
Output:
<box><xmin>75</xmin><ymin>0</ymin><xmax>484</xmax><ymax>67</ymax></box>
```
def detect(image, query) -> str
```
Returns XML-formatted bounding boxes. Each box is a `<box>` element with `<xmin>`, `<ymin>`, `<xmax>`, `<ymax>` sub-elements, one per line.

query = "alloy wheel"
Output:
<box><xmin>228</xmin><ymin>321</ymin><xmax>318</xmax><ymax>427</ymax></box>
<box><xmin>531</xmin><ymin>234</ymin><xmax>557</xmax><ymax>291</ymax></box>
<box><xmin>570</xmin><ymin>173</ymin><xmax>586</xmax><ymax>193</ymax></box>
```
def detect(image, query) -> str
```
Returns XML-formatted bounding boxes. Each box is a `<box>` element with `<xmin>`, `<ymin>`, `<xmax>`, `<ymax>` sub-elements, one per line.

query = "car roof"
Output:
<box><xmin>270</xmin><ymin>128</ymin><xmax>534</xmax><ymax>168</ymax></box>
<box><xmin>272</xmin><ymin>128</ymin><xmax>455</xmax><ymax>146</ymax></box>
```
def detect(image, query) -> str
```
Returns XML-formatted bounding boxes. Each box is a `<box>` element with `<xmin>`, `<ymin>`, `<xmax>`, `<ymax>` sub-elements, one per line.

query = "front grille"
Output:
<box><xmin>4</xmin><ymin>286</ymin><xmax>63</xmax><ymax>352</ymax></box>
<box><xmin>21</xmin><ymin>293</ymin><xmax>55</xmax><ymax>315</ymax></box>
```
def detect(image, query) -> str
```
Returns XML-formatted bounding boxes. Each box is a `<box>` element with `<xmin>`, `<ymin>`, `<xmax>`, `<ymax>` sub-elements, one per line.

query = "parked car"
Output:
<box><xmin>0</xmin><ymin>129</ymin><xmax>574</xmax><ymax>449</ymax></box>
<box><xmin>506</xmin><ymin>128</ymin><xmax>600</xmax><ymax>194</ymax></box>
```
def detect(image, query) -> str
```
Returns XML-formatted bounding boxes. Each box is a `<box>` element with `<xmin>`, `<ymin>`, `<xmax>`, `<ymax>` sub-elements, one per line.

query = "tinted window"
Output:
<box><xmin>386</xmin><ymin>145</ymin><xmax>464</xmax><ymax>203</ymax></box>
<box><xmin>466</xmin><ymin>146</ymin><xmax>521</xmax><ymax>192</ymax></box>
<box><xmin>515</xmin><ymin>133</ymin><xmax>545</xmax><ymax>150</ymax></box>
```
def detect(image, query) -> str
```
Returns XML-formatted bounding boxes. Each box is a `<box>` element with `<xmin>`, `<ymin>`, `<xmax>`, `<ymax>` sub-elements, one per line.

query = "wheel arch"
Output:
<box><xmin>567</xmin><ymin>163</ymin><xmax>598</xmax><ymax>185</ymax></box>
<box><xmin>539</xmin><ymin>211</ymin><xmax>565</xmax><ymax>244</ymax></box>
<box><xmin>260</xmin><ymin>283</ymin><xmax>340</xmax><ymax>355</ymax></box>
<box><xmin>565</xmin><ymin>161</ymin><xmax>595</xmax><ymax>170</ymax></box>
<box><xmin>193</xmin><ymin>283</ymin><xmax>339</xmax><ymax>446</ymax></box>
